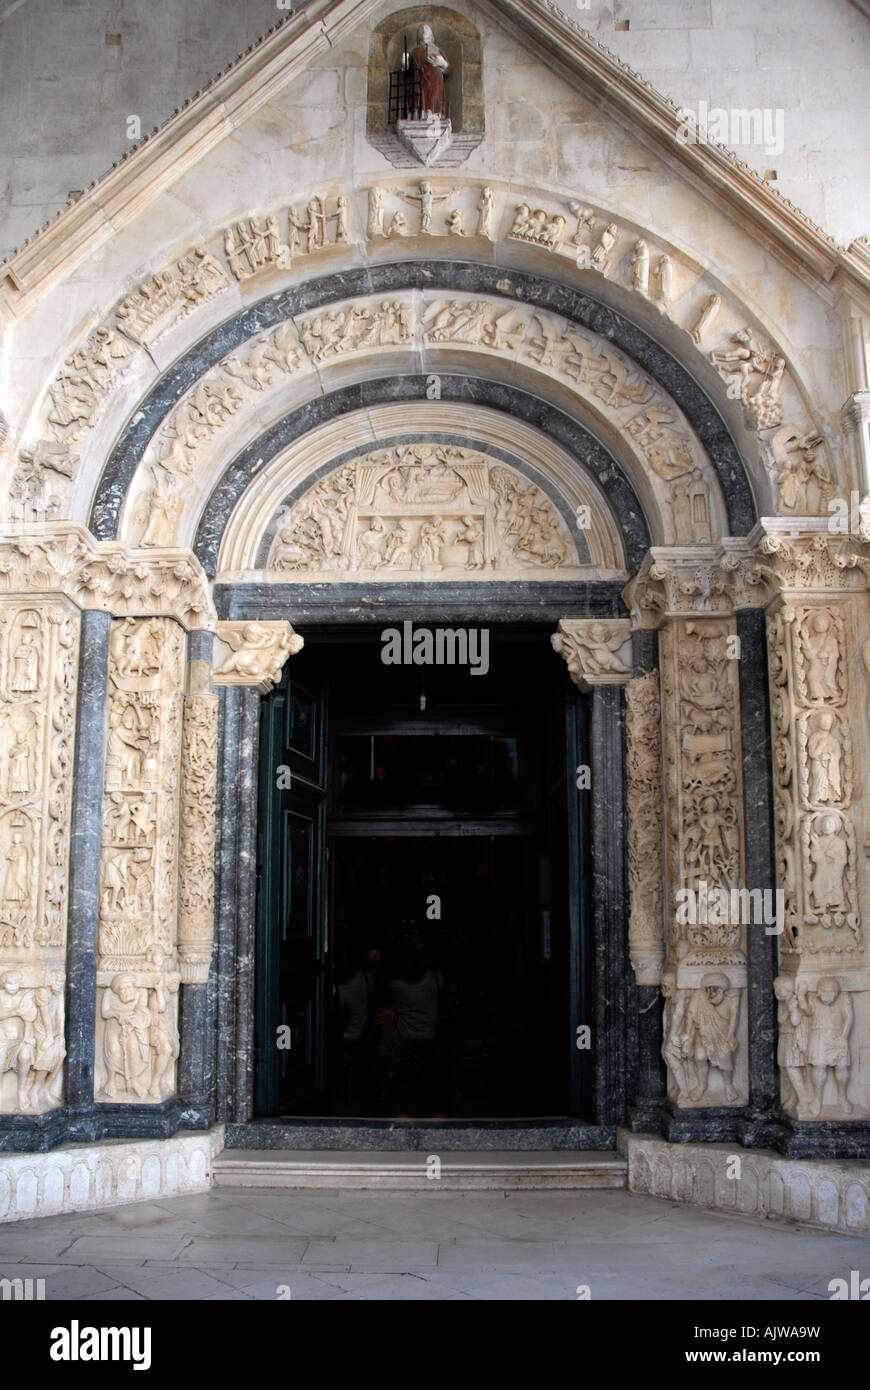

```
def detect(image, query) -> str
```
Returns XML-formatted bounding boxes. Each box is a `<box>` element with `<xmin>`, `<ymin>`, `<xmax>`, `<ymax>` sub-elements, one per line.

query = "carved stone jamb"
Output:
<box><xmin>550</xmin><ymin>618</ymin><xmax>632</xmax><ymax>691</ymax></box>
<box><xmin>753</xmin><ymin>519</ymin><xmax>870</xmax><ymax>1124</ymax></box>
<box><xmin>625</xmin><ymin>671</ymin><xmax>664</xmax><ymax>987</ymax></box>
<box><xmin>177</xmin><ymin>653</ymin><xmax>218</xmax><ymax>986</ymax></box>
<box><xmin>95</xmin><ymin>616</ymin><xmax>186</xmax><ymax>1105</ymax></box>
<box><xmin>633</xmin><ymin>550</ymin><xmax>751</xmax><ymax>1115</ymax></box>
<box><xmin>840</xmin><ymin>391</ymin><xmax>870</xmax><ymax>512</ymax></box>
<box><xmin>213</xmin><ymin>621</ymin><xmax>304</xmax><ymax>695</ymax></box>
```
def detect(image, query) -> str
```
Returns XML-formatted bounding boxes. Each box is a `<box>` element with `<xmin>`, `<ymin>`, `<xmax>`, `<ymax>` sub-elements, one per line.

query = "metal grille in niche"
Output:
<box><xmin>387</xmin><ymin>37</ymin><xmax>450</xmax><ymax>124</ymax></box>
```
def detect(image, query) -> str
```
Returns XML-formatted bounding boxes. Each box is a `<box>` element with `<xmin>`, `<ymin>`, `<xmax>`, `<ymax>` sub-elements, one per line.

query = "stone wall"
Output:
<box><xmin>0</xmin><ymin>0</ymin><xmax>868</xmax><ymax>261</ymax></box>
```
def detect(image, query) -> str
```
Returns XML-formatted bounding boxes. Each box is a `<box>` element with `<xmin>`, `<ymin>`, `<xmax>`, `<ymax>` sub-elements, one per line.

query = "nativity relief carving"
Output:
<box><xmin>266</xmin><ymin>447</ymin><xmax>579</xmax><ymax>579</ymax></box>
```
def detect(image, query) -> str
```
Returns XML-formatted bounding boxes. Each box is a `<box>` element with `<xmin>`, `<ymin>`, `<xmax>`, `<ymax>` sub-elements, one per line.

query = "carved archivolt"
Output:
<box><xmin>95</xmin><ymin>617</ymin><xmax>185</xmax><ymax>1104</ymax></box>
<box><xmin>626</xmin><ymin>671</ymin><xmax>665</xmax><ymax>985</ymax></box>
<box><xmin>0</xmin><ymin>601</ymin><xmax>78</xmax><ymax>1114</ymax></box>
<box><xmin>123</xmin><ymin>292</ymin><xmax>723</xmax><ymax>554</ymax></box>
<box><xmin>266</xmin><ymin>447</ymin><xmax>580</xmax><ymax>579</ymax></box>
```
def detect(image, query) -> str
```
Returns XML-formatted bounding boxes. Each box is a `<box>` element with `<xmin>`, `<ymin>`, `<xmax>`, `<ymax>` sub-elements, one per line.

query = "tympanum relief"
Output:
<box><xmin>266</xmin><ymin>447</ymin><xmax>580</xmax><ymax>580</ymax></box>
<box><xmin>0</xmin><ymin>601</ymin><xmax>78</xmax><ymax>1113</ymax></box>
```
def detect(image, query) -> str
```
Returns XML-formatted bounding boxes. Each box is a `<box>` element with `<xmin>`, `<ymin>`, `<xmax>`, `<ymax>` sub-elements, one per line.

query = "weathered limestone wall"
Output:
<box><xmin>1</xmin><ymin>0</ymin><xmax>867</xmax><ymax>260</ymax></box>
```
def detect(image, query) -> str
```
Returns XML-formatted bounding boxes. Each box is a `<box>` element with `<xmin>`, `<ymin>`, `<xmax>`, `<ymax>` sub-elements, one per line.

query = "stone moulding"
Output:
<box><xmin>621</xmin><ymin>1130</ymin><xmax>870</xmax><ymax>1236</ymax></box>
<box><xmin>0</xmin><ymin>1127</ymin><xmax>223</xmax><ymax>1223</ymax></box>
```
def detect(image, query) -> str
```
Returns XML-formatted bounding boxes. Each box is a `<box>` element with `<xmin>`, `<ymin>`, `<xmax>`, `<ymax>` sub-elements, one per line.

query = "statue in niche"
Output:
<box><xmin>1</xmin><ymin>830</ymin><xmax>31</xmax><ymax>910</ymax></box>
<box><xmin>7</xmin><ymin>728</ymin><xmax>33</xmax><ymax>796</ymax></box>
<box><xmin>806</xmin><ymin>711</ymin><xmax>844</xmax><ymax>804</ymax></box>
<box><xmin>412</xmin><ymin>24</ymin><xmax>449</xmax><ymax>118</ymax></box>
<box><xmin>679</xmin><ymin>973</ymin><xmax>740</xmax><ymax>1103</ymax></box>
<box><xmin>774</xmin><ymin>976</ymin><xmax>809</xmax><ymax>1110</ymax></box>
<box><xmin>10</xmin><ymin>624</ymin><xmax>40</xmax><ymax>692</ymax></box>
<box><xmin>809</xmin><ymin>813</ymin><xmax>848</xmax><ymax>911</ymax></box>
<box><xmin>798</xmin><ymin>610</ymin><xmax>841</xmax><ymax>702</ymax></box>
<box><xmin>101</xmin><ymin>974</ymin><xmax>152</xmax><ymax>1099</ymax></box>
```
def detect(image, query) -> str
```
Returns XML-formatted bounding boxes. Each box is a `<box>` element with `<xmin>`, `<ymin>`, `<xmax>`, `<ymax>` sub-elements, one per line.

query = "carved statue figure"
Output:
<box><xmin>10</xmin><ymin>628</ymin><xmax>39</xmax><ymax>691</ymax></box>
<box><xmin>24</xmin><ymin>975</ymin><xmax>64</xmax><ymax>1109</ymax></box>
<box><xmin>7</xmin><ymin>729</ymin><xmax>33</xmax><ymax>795</ymax></box>
<box><xmin>774</xmin><ymin>976</ymin><xmax>809</xmax><ymax>1109</ymax></box>
<box><xmin>368</xmin><ymin>187</ymin><xmax>385</xmax><ymax>239</ymax></box>
<box><xmin>661</xmin><ymin>972</ymin><xmax>690</xmax><ymax>1096</ymax></box>
<box><xmin>800</xmin><ymin>977</ymin><xmax>853</xmax><ymax>1116</ymax></box>
<box><xmin>0</xmin><ymin>971</ymin><xmax>37</xmax><ymax>1109</ymax></box>
<box><xmin>806</xmin><ymin>711</ymin><xmax>844</xmax><ymax>804</ymax></box>
<box><xmin>412</xmin><ymin>24</ymin><xmax>449</xmax><ymax>118</ymax></box>
<box><xmin>679</xmin><ymin>973</ymin><xmax>739</xmax><ymax>1103</ymax></box>
<box><xmin>101</xmin><ymin>974</ymin><xmax>152</xmax><ymax>1099</ymax></box>
<box><xmin>397</xmin><ymin>180</ymin><xmax>457</xmax><ymax>234</ymax></box>
<box><xmin>2</xmin><ymin>831</ymin><xmax>31</xmax><ymax>909</ymax></box>
<box><xmin>477</xmin><ymin>187</ymin><xmax>495</xmax><ymax>239</ymax></box>
<box><xmin>631</xmin><ymin>239</ymin><xmax>649</xmax><ymax>295</ymax></box>
<box><xmin>798</xmin><ymin>610</ymin><xmax>841</xmax><ymax>702</ymax></box>
<box><xmin>809</xmin><ymin>813</ymin><xmax>848</xmax><ymax>911</ymax></box>
<box><xmin>690</xmin><ymin>293</ymin><xmax>721</xmax><ymax>346</ymax></box>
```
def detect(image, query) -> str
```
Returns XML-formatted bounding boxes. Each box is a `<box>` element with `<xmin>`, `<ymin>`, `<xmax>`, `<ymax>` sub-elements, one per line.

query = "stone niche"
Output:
<box><xmin>367</xmin><ymin>6</ymin><xmax>484</xmax><ymax>168</ymax></box>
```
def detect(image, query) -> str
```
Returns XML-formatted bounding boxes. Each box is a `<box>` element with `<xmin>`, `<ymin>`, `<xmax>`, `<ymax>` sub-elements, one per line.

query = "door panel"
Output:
<box><xmin>256</xmin><ymin>664</ymin><xmax>327</xmax><ymax>1116</ymax></box>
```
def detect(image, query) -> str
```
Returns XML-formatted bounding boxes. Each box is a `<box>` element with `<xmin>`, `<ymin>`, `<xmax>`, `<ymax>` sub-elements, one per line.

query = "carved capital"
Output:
<box><xmin>551</xmin><ymin>618</ymin><xmax>632</xmax><ymax>689</ymax></box>
<box><xmin>213</xmin><ymin>620</ymin><xmax>304</xmax><ymax>693</ymax></box>
<box><xmin>749</xmin><ymin>519</ymin><xmax>870</xmax><ymax>596</ymax></box>
<box><xmin>623</xmin><ymin>542</ymin><xmax>764</xmax><ymax>627</ymax></box>
<box><xmin>0</xmin><ymin>524</ymin><xmax>215</xmax><ymax>629</ymax></box>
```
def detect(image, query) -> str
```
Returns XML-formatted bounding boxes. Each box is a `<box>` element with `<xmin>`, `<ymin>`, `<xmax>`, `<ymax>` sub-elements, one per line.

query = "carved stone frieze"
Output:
<box><xmin>223</xmin><ymin>216</ymin><xmax>289</xmax><ymax>280</ymax></box>
<box><xmin>626</xmin><ymin>670</ymin><xmax>664</xmax><ymax>984</ymax></box>
<box><xmin>0</xmin><ymin>601</ymin><xmax>78</xmax><ymax>1114</ymax></box>
<box><xmin>267</xmin><ymin>447</ymin><xmax>579</xmax><ymax>579</ymax></box>
<box><xmin>213</xmin><ymin>621</ymin><xmax>304</xmax><ymax>694</ymax></box>
<box><xmin>46</xmin><ymin>328</ymin><xmax>134</xmax><ymax>445</ymax></box>
<box><xmin>551</xmin><ymin>619</ymin><xmax>632</xmax><ymax>689</ymax></box>
<box><xmin>115</xmin><ymin>247</ymin><xmax>229</xmax><ymax>346</ymax></box>
<box><xmin>95</xmin><ymin>617</ymin><xmax>185</xmax><ymax>1103</ymax></box>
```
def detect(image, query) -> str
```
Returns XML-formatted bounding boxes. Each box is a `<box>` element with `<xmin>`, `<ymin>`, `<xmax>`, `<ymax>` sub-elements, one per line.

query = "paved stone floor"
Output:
<box><xmin>0</xmin><ymin>1187</ymin><xmax>865</xmax><ymax>1301</ymax></box>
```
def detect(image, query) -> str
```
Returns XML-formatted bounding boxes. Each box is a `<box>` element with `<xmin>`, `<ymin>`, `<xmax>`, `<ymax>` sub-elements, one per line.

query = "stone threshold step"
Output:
<box><xmin>213</xmin><ymin>1149</ymin><xmax>627</xmax><ymax>1190</ymax></box>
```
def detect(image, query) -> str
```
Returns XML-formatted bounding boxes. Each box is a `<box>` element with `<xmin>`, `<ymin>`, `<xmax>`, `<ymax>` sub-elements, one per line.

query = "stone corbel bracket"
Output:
<box><xmin>551</xmin><ymin>618</ymin><xmax>633</xmax><ymax>690</ymax></box>
<box><xmin>213</xmin><ymin>620</ymin><xmax>304</xmax><ymax>694</ymax></box>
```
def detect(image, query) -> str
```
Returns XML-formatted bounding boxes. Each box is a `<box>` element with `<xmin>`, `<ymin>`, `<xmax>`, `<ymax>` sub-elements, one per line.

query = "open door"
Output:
<box><xmin>255</xmin><ymin>659</ymin><xmax>328</xmax><ymax>1116</ymax></box>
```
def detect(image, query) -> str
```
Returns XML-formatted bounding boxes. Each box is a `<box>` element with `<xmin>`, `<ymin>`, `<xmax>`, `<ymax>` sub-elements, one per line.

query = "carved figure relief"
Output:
<box><xmin>178</xmin><ymin>689</ymin><xmax>218</xmax><ymax>983</ymax></box>
<box><xmin>224</xmin><ymin>216</ymin><xmax>289</xmax><ymax>280</ymax></box>
<box><xmin>10</xmin><ymin>442</ymin><xmax>78</xmax><ymax>523</ymax></box>
<box><xmin>267</xmin><ymin>447</ymin><xmax>579</xmax><ymax>579</ymax></box>
<box><xmin>767</xmin><ymin>427</ymin><xmax>832</xmax><ymax>515</ymax></box>
<box><xmin>288</xmin><ymin>194</ymin><xmax>350</xmax><ymax>254</ymax></box>
<box><xmin>115</xmin><ymin>248</ymin><xmax>229</xmax><ymax>344</ymax></box>
<box><xmin>710</xmin><ymin>328</ymin><xmax>785</xmax><ymax>430</ymax></box>
<box><xmin>47</xmin><ymin>329</ymin><xmax>133</xmax><ymax>444</ymax></box>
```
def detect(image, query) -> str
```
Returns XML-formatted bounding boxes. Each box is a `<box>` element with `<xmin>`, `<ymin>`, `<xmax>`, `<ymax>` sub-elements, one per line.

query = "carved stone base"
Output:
<box><xmin>395</xmin><ymin>116</ymin><xmax>453</xmax><ymax>165</ymax></box>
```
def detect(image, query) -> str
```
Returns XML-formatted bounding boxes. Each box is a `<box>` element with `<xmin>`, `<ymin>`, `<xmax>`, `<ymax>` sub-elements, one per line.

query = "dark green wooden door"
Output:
<box><xmin>255</xmin><ymin>662</ymin><xmax>328</xmax><ymax>1116</ymax></box>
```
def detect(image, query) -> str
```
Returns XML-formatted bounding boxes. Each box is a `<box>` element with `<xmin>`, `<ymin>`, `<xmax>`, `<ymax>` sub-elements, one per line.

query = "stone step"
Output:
<box><xmin>213</xmin><ymin>1149</ymin><xmax>627</xmax><ymax>1191</ymax></box>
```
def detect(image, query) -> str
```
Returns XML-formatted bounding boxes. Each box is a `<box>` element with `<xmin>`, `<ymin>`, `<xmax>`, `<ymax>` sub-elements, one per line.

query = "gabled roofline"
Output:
<box><xmin>1</xmin><ymin>0</ymin><xmax>868</xmax><ymax>314</ymax></box>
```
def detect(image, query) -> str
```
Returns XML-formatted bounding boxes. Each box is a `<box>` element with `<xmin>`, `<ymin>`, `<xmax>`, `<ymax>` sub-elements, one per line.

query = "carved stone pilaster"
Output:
<box><xmin>178</xmin><ymin>662</ymin><xmax>218</xmax><ymax>985</ymax></box>
<box><xmin>0</xmin><ymin>601</ymin><xmax>79</xmax><ymax>1114</ymax></box>
<box><xmin>760</xmin><ymin>524</ymin><xmax>870</xmax><ymax>1122</ymax></box>
<box><xmin>659</xmin><ymin>614</ymin><xmax>748</xmax><ymax>1109</ymax></box>
<box><xmin>213</xmin><ymin>620</ymin><xmax>304</xmax><ymax>694</ymax></box>
<box><xmin>625</xmin><ymin>671</ymin><xmax>664</xmax><ymax>986</ymax></box>
<box><xmin>94</xmin><ymin>617</ymin><xmax>185</xmax><ymax>1104</ymax></box>
<box><xmin>550</xmin><ymin>618</ymin><xmax>632</xmax><ymax>689</ymax></box>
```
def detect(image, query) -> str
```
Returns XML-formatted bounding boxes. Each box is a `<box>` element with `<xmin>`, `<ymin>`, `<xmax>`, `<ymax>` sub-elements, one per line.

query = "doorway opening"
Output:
<box><xmin>254</xmin><ymin>624</ymin><xmax>591</xmax><ymax>1120</ymax></box>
